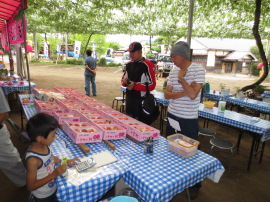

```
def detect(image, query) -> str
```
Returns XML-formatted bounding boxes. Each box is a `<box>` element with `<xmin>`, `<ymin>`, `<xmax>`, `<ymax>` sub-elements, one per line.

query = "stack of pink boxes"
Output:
<box><xmin>34</xmin><ymin>100</ymin><xmax>64</xmax><ymax>116</ymax></box>
<box><xmin>32</xmin><ymin>88</ymin><xmax>160</xmax><ymax>144</ymax></box>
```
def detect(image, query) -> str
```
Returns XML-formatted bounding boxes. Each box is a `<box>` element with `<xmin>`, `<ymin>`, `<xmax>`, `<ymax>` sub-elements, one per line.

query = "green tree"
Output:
<box><xmin>106</xmin><ymin>42</ymin><xmax>121</xmax><ymax>51</ymax></box>
<box><xmin>24</xmin><ymin>0</ymin><xmax>270</xmax><ymax>89</ymax></box>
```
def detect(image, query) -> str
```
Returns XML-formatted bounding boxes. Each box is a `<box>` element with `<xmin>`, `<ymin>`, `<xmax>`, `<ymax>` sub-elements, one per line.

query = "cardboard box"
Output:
<box><xmin>55</xmin><ymin>99</ymin><xmax>80</xmax><ymax>107</ymax></box>
<box><xmin>62</xmin><ymin>121</ymin><xmax>92</xmax><ymax>135</ymax></box>
<box><xmin>98</xmin><ymin>124</ymin><xmax>126</xmax><ymax>140</ymax></box>
<box><xmin>88</xmin><ymin>119</ymin><xmax>113</xmax><ymax>128</ymax></box>
<box><xmin>67</xmin><ymin>126</ymin><xmax>103</xmax><ymax>144</ymax></box>
<box><xmin>43</xmin><ymin>92</ymin><xmax>65</xmax><ymax>102</ymax></box>
<box><xmin>54</xmin><ymin>88</ymin><xmax>78</xmax><ymax>93</ymax></box>
<box><xmin>34</xmin><ymin>100</ymin><xmax>64</xmax><ymax>115</ymax></box>
<box><xmin>99</xmin><ymin>110</ymin><xmax>123</xmax><ymax>119</ymax></box>
<box><xmin>118</xmin><ymin>120</ymin><xmax>146</xmax><ymax>135</ymax></box>
<box><xmin>76</xmin><ymin>111</ymin><xmax>100</xmax><ymax>116</ymax></box>
<box><xmin>110</xmin><ymin>115</ymin><xmax>136</xmax><ymax>126</ymax></box>
<box><xmin>64</xmin><ymin>93</ymin><xmax>86</xmax><ymax>100</ymax></box>
<box><xmin>62</xmin><ymin>105</ymin><xmax>90</xmax><ymax>113</ymax></box>
<box><xmin>128</xmin><ymin>125</ymin><xmax>160</xmax><ymax>142</ymax></box>
<box><xmin>54</xmin><ymin>112</ymin><xmax>81</xmax><ymax>124</ymax></box>
<box><xmin>32</xmin><ymin>88</ymin><xmax>58</xmax><ymax>100</ymax></box>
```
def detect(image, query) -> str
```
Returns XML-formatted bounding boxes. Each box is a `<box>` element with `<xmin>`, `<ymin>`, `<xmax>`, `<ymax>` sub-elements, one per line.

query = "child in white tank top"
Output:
<box><xmin>25</xmin><ymin>113</ymin><xmax>78</xmax><ymax>202</ymax></box>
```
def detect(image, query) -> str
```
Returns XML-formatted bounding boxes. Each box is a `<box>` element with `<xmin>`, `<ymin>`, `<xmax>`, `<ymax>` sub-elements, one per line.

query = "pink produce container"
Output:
<box><xmin>67</xmin><ymin>126</ymin><xmax>103</xmax><ymax>144</ymax></box>
<box><xmin>98</xmin><ymin>124</ymin><xmax>126</xmax><ymax>140</ymax></box>
<box><xmin>128</xmin><ymin>125</ymin><xmax>160</xmax><ymax>142</ymax></box>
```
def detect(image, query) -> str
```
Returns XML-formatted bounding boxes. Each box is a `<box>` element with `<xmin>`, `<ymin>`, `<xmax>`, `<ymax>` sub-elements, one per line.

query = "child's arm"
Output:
<box><xmin>67</xmin><ymin>158</ymin><xmax>80</xmax><ymax>166</ymax></box>
<box><xmin>54</xmin><ymin>156</ymin><xmax>80</xmax><ymax>166</ymax></box>
<box><xmin>54</xmin><ymin>156</ymin><xmax>60</xmax><ymax>164</ymax></box>
<box><xmin>26</xmin><ymin>157</ymin><xmax>67</xmax><ymax>192</ymax></box>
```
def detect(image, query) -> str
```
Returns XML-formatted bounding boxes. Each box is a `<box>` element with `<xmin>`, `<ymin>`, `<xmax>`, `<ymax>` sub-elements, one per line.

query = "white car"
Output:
<box><xmin>122</xmin><ymin>53</ymin><xmax>131</xmax><ymax>71</ymax></box>
<box><xmin>157</xmin><ymin>55</ymin><xmax>174</xmax><ymax>73</ymax></box>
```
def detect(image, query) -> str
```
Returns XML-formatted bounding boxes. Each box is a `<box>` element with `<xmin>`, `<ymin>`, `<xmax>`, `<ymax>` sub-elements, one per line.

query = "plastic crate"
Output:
<box><xmin>167</xmin><ymin>134</ymin><xmax>199</xmax><ymax>158</ymax></box>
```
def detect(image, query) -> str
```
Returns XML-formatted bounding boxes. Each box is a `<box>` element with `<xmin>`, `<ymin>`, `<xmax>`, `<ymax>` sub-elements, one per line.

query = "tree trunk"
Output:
<box><xmin>65</xmin><ymin>33</ymin><xmax>68</xmax><ymax>60</ymax></box>
<box><xmin>82</xmin><ymin>32</ymin><xmax>94</xmax><ymax>58</ymax></box>
<box><xmin>242</xmin><ymin>0</ymin><xmax>269</xmax><ymax>92</ymax></box>
<box><xmin>33</xmin><ymin>32</ymin><xmax>38</xmax><ymax>60</ymax></box>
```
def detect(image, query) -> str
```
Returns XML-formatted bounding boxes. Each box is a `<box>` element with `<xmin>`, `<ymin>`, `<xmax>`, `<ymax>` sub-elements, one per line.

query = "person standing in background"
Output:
<box><xmin>0</xmin><ymin>88</ymin><xmax>26</xmax><ymax>187</ymax></box>
<box><xmin>121</xmin><ymin>42</ymin><xmax>156</xmax><ymax>123</ymax></box>
<box><xmin>84</xmin><ymin>49</ymin><xmax>97</xmax><ymax>96</ymax></box>
<box><xmin>164</xmin><ymin>41</ymin><xmax>205</xmax><ymax>199</ymax></box>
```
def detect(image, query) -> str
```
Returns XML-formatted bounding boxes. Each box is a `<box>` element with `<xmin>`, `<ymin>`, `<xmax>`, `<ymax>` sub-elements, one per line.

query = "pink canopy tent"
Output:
<box><xmin>0</xmin><ymin>0</ymin><xmax>24</xmax><ymax>32</ymax></box>
<box><xmin>0</xmin><ymin>0</ymin><xmax>31</xmax><ymax>93</ymax></box>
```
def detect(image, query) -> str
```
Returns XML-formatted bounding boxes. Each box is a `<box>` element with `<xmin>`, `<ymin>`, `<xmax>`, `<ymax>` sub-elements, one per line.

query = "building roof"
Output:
<box><xmin>191</xmin><ymin>37</ymin><xmax>257</xmax><ymax>51</ymax></box>
<box><xmin>223</xmin><ymin>51</ymin><xmax>258</xmax><ymax>61</ymax></box>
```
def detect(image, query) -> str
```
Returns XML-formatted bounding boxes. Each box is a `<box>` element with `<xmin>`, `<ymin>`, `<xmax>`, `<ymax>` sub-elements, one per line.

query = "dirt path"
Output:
<box><xmin>28</xmin><ymin>63</ymin><xmax>266</xmax><ymax>105</ymax></box>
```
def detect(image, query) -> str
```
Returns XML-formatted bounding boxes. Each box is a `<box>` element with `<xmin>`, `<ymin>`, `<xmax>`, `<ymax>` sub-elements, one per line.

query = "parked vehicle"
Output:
<box><xmin>157</xmin><ymin>55</ymin><xmax>174</xmax><ymax>74</ymax></box>
<box><xmin>148</xmin><ymin>55</ymin><xmax>158</xmax><ymax>66</ymax></box>
<box><xmin>157</xmin><ymin>54</ymin><xmax>170</xmax><ymax>61</ymax></box>
<box><xmin>122</xmin><ymin>53</ymin><xmax>131</xmax><ymax>71</ymax></box>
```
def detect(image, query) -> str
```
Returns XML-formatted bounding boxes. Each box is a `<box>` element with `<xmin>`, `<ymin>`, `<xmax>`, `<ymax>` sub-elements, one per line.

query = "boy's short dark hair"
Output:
<box><xmin>86</xmin><ymin>49</ymin><xmax>92</xmax><ymax>56</ymax></box>
<box><xmin>26</xmin><ymin>113</ymin><xmax>59</xmax><ymax>142</ymax></box>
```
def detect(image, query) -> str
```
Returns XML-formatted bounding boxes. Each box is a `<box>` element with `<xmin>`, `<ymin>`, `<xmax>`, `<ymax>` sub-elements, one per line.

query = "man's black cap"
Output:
<box><xmin>126</xmin><ymin>42</ymin><xmax>142</xmax><ymax>52</ymax></box>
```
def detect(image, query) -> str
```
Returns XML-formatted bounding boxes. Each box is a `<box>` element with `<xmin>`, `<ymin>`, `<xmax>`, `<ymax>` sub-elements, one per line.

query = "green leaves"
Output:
<box><xmin>26</xmin><ymin>0</ymin><xmax>270</xmax><ymax>40</ymax></box>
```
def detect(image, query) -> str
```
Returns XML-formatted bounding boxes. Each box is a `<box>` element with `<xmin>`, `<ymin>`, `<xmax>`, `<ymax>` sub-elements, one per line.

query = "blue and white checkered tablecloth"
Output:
<box><xmin>20</xmin><ymin>95</ymin><xmax>225</xmax><ymax>202</ymax></box>
<box><xmin>199</xmin><ymin>104</ymin><xmax>270</xmax><ymax>142</ymax></box>
<box><xmin>19</xmin><ymin>95</ymin><xmax>129</xmax><ymax>201</ymax></box>
<box><xmin>204</xmin><ymin>90</ymin><xmax>234</xmax><ymax>101</ymax></box>
<box><xmin>120</xmin><ymin>86</ymin><xmax>126</xmax><ymax>93</ymax></box>
<box><xmin>19</xmin><ymin>94</ymin><xmax>37</xmax><ymax>120</ymax></box>
<box><xmin>121</xmin><ymin>87</ymin><xmax>170</xmax><ymax>106</ymax></box>
<box><xmin>111</xmin><ymin>137</ymin><xmax>224</xmax><ymax>202</ymax></box>
<box><xmin>264</xmin><ymin>90</ymin><xmax>270</xmax><ymax>95</ymax></box>
<box><xmin>153</xmin><ymin>91</ymin><xmax>169</xmax><ymax>105</ymax></box>
<box><xmin>146</xmin><ymin>93</ymin><xmax>270</xmax><ymax>142</ymax></box>
<box><xmin>52</xmin><ymin>129</ymin><xmax>127</xmax><ymax>202</ymax></box>
<box><xmin>225</xmin><ymin>97</ymin><xmax>270</xmax><ymax>114</ymax></box>
<box><xmin>0</xmin><ymin>81</ymin><xmax>36</xmax><ymax>95</ymax></box>
<box><xmin>261</xmin><ymin>93</ymin><xmax>270</xmax><ymax>98</ymax></box>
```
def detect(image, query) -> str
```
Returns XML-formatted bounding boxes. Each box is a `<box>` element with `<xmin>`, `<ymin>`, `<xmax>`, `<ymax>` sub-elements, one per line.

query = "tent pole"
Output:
<box><xmin>21</xmin><ymin>0</ymin><xmax>31</xmax><ymax>94</ymax></box>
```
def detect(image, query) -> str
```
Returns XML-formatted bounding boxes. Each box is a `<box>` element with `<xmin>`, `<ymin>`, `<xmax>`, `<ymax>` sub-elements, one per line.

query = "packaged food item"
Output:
<box><xmin>61</xmin><ymin>157</ymin><xmax>68</xmax><ymax>177</ymax></box>
<box><xmin>167</xmin><ymin>134</ymin><xmax>199</xmax><ymax>158</ymax></box>
<box><xmin>22</xmin><ymin>98</ymin><xmax>30</xmax><ymax>103</ymax></box>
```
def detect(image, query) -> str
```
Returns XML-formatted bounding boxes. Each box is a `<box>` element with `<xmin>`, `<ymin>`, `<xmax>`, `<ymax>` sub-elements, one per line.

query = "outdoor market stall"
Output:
<box><xmin>203</xmin><ymin>89</ymin><xmax>234</xmax><ymax>101</ymax></box>
<box><xmin>148</xmin><ymin>90</ymin><xmax>270</xmax><ymax>171</ymax></box>
<box><xmin>0</xmin><ymin>74</ymin><xmax>35</xmax><ymax>95</ymax></box>
<box><xmin>225</xmin><ymin>96</ymin><xmax>270</xmax><ymax>117</ymax></box>
<box><xmin>19</xmin><ymin>91</ymin><xmax>224</xmax><ymax>202</ymax></box>
<box><xmin>0</xmin><ymin>0</ymin><xmax>32</xmax><ymax>94</ymax></box>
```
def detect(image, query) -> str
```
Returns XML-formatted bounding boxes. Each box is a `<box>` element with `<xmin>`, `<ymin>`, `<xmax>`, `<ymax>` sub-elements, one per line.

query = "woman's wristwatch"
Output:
<box><xmin>178</xmin><ymin>76</ymin><xmax>185</xmax><ymax>83</ymax></box>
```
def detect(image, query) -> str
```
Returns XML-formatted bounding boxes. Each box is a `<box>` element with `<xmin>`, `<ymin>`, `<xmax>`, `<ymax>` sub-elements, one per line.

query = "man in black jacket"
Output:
<box><xmin>121</xmin><ymin>42</ymin><xmax>156</xmax><ymax>122</ymax></box>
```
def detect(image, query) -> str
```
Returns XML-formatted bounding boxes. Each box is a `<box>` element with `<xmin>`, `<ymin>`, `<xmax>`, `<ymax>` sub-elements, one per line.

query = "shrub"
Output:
<box><xmin>107</xmin><ymin>62</ymin><xmax>121</xmax><ymax>67</ymax></box>
<box><xmin>98</xmin><ymin>58</ymin><xmax>107</xmax><ymax>66</ymax></box>
<box><xmin>65</xmin><ymin>59</ymin><xmax>84</xmax><ymax>65</ymax></box>
<box><xmin>57</xmin><ymin>60</ymin><xmax>67</xmax><ymax>64</ymax></box>
<box><xmin>30</xmin><ymin>58</ymin><xmax>40</xmax><ymax>63</ymax></box>
<box><xmin>251</xmin><ymin>62</ymin><xmax>260</xmax><ymax>76</ymax></box>
<box><xmin>50</xmin><ymin>55</ymin><xmax>57</xmax><ymax>63</ymax></box>
<box><xmin>253</xmin><ymin>84</ymin><xmax>267</xmax><ymax>94</ymax></box>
